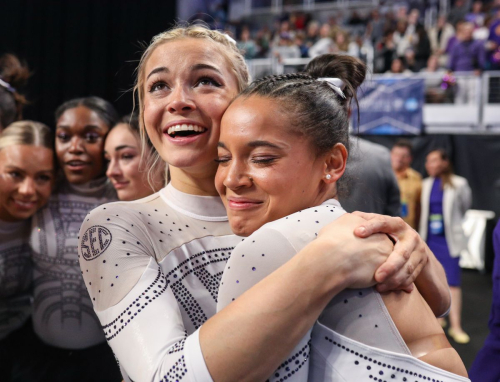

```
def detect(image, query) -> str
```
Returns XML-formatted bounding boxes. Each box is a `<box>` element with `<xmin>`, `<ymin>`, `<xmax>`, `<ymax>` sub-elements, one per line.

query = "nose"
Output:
<box><xmin>222</xmin><ymin>160</ymin><xmax>253</xmax><ymax>190</ymax></box>
<box><xmin>18</xmin><ymin>177</ymin><xmax>36</xmax><ymax>197</ymax></box>
<box><xmin>68</xmin><ymin>136</ymin><xmax>84</xmax><ymax>154</ymax></box>
<box><xmin>106</xmin><ymin>158</ymin><xmax>122</xmax><ymax>179</ymax></box>
<box><xmin>167</xmin><ymin>85</ymin><xmax>196</xmax><ymax>114</ymax></box>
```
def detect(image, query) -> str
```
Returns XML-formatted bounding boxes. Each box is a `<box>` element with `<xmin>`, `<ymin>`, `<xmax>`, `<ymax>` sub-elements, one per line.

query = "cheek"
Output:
<box><xmin>214</xmin><ymin>168</ymin><xmax>226</xmax><ymax>195</ymax></box>
<box><xmin>87</xmin><ymin>143</ymin><xmax>105</xmax><ymax>163</ymax></box>
<box><xmin>37</xmin><ymin>185</ymin><xmax>53</xmax><ymax>204</ymax></box>
<box><xmin>55</xmin><ymin>142</ymin><xmax>66</xmax><ymax>163</ymax></box>
<box><xmin>122</xmin><ymin>160</ymin><xmax>142</xmax><ymax>182</ymax></box>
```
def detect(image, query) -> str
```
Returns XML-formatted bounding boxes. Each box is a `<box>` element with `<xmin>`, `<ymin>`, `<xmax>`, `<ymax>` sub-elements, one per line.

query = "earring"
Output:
<box><xmin>325</xmin><ymin>174</ymin><xmax>332</xmax><ymax>180</ymax></box>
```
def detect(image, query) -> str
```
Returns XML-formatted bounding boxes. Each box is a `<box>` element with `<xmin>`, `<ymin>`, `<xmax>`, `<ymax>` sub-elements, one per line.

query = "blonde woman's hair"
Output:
<box><xmin>134</xmin><ymin>23</ymin><xmax>251</xmax><ymax>182</ymax></box>
<box><xmin>0</xmin><ymin>120</ymin><xmax>53</xmax><ymax>152</ymax></box>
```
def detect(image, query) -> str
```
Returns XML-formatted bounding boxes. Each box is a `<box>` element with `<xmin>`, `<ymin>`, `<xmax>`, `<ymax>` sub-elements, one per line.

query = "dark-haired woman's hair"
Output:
<box><xmin>116</xmin><ymin>112</ymin><xmax>168</xmax><ymax>186</ymax></box>
<box><xmin>429</xmin><ymin>148</ymin><xmax>454</xmax><ymax>189</ymax></box>
<box><xmin>55</xmin><ymin>96</ymin><xmax>119</xmax><ymax>128</ymax></box>
<box><xmin>0</xmin><ymin>54</ymin><xmax>31</xmax><ymax>130</ymax></box>
<box><xmin>236</xmin><ymin>54</ymin><xmax>367</xmax><ymax>197</ymax></box>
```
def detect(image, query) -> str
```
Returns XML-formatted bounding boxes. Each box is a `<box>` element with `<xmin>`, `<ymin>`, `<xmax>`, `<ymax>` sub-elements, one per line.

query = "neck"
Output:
<box><xmin>394</xmin><ymin>167</ymin><xmax>409</xmax><ymax>177</ymax></box>
<box><xmin>169</xmin><ymin>162</ymin><xmax>219</xmax><ymax>196</ymax></box>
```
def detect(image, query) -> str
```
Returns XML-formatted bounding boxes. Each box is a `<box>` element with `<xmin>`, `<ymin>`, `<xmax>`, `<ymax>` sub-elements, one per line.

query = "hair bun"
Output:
<box><xmin>0</xmin><ymin>54</ymin><xmax>30</xmax><ymax>89</ymax></box>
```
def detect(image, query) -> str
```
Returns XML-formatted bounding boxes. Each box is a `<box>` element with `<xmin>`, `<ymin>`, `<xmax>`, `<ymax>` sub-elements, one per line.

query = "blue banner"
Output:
<box><xmin>353</xmin><ymin>77</ymin><xmax>425</xmax><ymax>135</ymax></box>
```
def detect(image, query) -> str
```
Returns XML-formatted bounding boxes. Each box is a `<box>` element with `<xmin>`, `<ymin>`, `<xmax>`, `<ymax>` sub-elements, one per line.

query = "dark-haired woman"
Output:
<box><xmin>105</xmin><ymin>114</ymin><xmax>166</xmax><ymax>201</ymax></box>
<box><xmin>420</xmin><ymin>149</ymin><xmax>472</xmax><ymax>344</ymax></box>
<box><xmin>78</xmin><ymin>25</ymin><xmax>450</xmax><ymax>382</ymax></box>
<box><xmin>30</xmin><ymin>97</ymin><xmax>120</xmax><ymax>381</ymax></box>
<box><xmin>0</xmin><ymin>54</ymin><xmax>30</xmax><ymax>131</ymax></box>
<box><xmin>0</xmin><ymin>121</ymin><xmax>55</xmax><ymax>381</ymax></box>
<box><xmin>216</xmin><ymin>57</ymin><xmax>468</xmax><ymax>381</ymax></box>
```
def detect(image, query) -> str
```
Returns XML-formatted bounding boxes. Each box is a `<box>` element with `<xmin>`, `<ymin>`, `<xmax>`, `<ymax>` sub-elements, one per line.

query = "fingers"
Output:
<box><xmin>354</xmin><ymin>215</ymin><xmax>407</xmax><ymax>238</ymax></box>
<box><xmin>376</xmin><ymin>248</ymin><xmax>427</xmax><ymax>292</ymax></box>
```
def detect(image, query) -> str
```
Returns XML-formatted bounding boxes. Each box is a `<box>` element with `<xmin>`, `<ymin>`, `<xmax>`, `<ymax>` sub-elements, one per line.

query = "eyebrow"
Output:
<box><xmin>115</xmin><ymin>145</ymin><xmax>136</xmax><ymax>151</ymax></box>
<box><xmin>190</xmin><ymin>63</ymin><xmax>222</xmax><ymax>75</ymax></box>
<box><xmin>57</xmin><ymin>124</ymin><xmax>106</xmax><ymax>131</ymax></box>
<box><xmin>217</xmin><ymin>140</ymin><xmax>283</xmax><ymax>149</ymax></box>
<box><xmin>147</xmin><ymin>66</ymin><xmax>169</xmax><ymax>80</ymax></box>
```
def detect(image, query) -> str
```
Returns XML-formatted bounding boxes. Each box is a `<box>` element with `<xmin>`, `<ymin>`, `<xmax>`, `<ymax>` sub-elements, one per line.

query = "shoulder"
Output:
<box><xmin>450</xmin><ymin>174</ymin><xmax>469</xmax><ymax>188</ymax></box>
<box><xmin>408</xmin><ymin>168</ymin><xmax>423</xmax><ymax>181</ymax></box>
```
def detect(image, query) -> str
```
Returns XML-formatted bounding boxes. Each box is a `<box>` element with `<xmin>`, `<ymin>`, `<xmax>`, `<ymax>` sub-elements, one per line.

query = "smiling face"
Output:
<box><xmin>55</xmin><ymin>106</ymin><xmax>110</xmax><ymax>184</ymax></box>
<box><xmin>142</xmin><ymin>38</ymin><xmax>240</xmax><ymax>176</ymax></box>
<box><xmin>0</xmin><ymin>145</ymin><xmax>54</xmax><ymax>222</ymax></box>
<box><xmin>215</xmin><ymin>96</ymin><xmax>344</xmax><ymax>236</ymax></box>
<box><xmin>105</xmin><ymin>123</ymin><xmax>163</xmax><ymax>201</ymax></box>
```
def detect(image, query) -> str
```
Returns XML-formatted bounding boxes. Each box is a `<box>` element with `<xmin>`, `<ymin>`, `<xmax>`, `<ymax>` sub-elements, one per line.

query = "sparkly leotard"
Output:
<box><xmin>78</xmin><ymin>183</ymin><xmax>241</xmax><ymax>382</ymax></box>
<box><xmin>0</xmin><ymin>219</ymin><xmax>32</xmax><ymax>340</ymax></box>
<box><xmin>218</xmin><ymin>200</ymin><xmax>470</xmax><ymax>382</ymax></box>
<box><xmin>30</xmin><ymin>178</ymin><xmax>116</xmax><ymax>349</ymax></box>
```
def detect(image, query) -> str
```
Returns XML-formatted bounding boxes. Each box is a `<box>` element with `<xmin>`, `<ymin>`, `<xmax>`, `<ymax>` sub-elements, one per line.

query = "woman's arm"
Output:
<box><xmin>201</xmin><ymin>214</ymin><xmax>394</xmax><ymax>382</ymax></box>
<box><xmin>351</xmin><ymin>212</ymin><xmax>451</xmax><ymax>317</ymax></box>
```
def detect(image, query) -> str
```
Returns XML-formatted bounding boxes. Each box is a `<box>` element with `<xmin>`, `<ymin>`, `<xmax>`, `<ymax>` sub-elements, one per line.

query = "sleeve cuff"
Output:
<box><xmin>185</xmin><ymin>327</ymin><xmax>214</xmax><ymax>382</ymax></box>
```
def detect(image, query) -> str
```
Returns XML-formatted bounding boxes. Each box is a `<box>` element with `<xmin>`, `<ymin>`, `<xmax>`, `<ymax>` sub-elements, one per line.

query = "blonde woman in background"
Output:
<box><xmin>105</xmin><ymin>113</ymin><xmax>166</xmax><ymax>201</ymax></box>
<box><xmin>0</xmin><ymin>121</ymin><xmax>55</xmax><ymax>381</ymax></box>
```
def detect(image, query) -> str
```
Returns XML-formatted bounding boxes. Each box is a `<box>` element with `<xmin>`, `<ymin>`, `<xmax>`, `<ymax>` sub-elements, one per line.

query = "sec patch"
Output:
<box><xmin>81</xmin><ymin>225</ymin><xmax>112</xmax><ymax>261</ymax></box>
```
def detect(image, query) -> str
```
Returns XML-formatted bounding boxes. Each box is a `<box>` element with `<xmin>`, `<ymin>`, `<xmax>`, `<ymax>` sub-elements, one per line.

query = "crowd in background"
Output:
<box><xmin>230</xmin><ymin>0</ymin><xmax>500</xmax><ymax>74</ymax></box>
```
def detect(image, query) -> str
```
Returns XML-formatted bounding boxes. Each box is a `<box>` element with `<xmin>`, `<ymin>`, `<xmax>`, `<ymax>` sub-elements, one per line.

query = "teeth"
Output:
<box><xmin>167</xmin><ymin>124</ymin><xmax>205</xmax><ymax>136</ymax></box>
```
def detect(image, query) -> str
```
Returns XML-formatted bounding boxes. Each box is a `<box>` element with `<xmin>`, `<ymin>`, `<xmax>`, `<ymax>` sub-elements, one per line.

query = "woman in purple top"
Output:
<box><xmin>469</xmin><ymin>220</ymin><xmax>500</xmax><ymax>381</ymax></box>
<box><xmin>419</xmin><ymin>149</ymin><xmax>472</xmax><ymax>344</ymax></box>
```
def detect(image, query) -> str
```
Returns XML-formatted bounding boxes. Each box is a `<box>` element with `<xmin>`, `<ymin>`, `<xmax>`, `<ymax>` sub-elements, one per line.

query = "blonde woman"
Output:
<box><xmin>0</xmin><ymin>121</ymin><xmax>55</xmax><ymax>380</ymax></box>
<box><xmin>79</xmin><ymin>24</ymin><xmax>450</xmax><ymax>382</ymax></box>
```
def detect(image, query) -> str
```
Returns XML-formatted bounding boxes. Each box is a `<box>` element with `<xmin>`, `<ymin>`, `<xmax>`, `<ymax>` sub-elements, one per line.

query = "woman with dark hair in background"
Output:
<box><xmin>29</xmin><ymin>97</ymin><xmax>120</xmax><ymax>381</ymax></box>
<box><xmin>420</xmin><ymin>149</ymin><xmax>472</xmax><ymax>344</ymax></box>
<box><xmin>105</xmin><ymin>113</ymin><xmax>166</xmax><ymax>201</ymax></box>
<box><xmin>0</xmin><ymin>54</ymin><xmax>30</xmax><ymax>131</ymax></box>
<box><xmin>0</xmin><ymin>121</ymin><xmax>55</xmax><ymax>381</ymax></box>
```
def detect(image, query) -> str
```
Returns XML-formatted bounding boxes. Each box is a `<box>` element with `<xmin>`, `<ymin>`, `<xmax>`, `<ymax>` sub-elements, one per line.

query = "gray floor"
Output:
<box><xmin>450</xmin><ymin>269</ymin><xmax>493</xmax><ymax>371</ymax></box>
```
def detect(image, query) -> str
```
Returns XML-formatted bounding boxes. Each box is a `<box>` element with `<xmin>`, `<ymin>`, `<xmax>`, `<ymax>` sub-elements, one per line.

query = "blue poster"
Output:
<box><xmin>353</xmin><ymin>77</ymin><xmax>424</xmax><ymax>135</ymax></box>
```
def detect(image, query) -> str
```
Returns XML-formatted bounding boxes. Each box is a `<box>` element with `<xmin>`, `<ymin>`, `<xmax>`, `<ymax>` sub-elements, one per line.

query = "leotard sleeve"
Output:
<box><xmin>217</xmin><ymin>227</ymin><xmax>311</xmax><ymax>381</ymax></box>
<box><xmin>78</xmin><ymin>204</ymin><xmax>213</xmax><ymax>382</ymax></box>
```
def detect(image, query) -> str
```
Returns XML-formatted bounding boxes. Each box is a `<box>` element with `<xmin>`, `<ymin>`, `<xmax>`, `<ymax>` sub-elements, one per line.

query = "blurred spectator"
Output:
<box><xmin>448</xmin><ymin>0</ymin><xmax>470</xmax><ymax>26</ymax></box>
<box><xmin>386</xmin><ymin>57</ymin><xmax>413</xmax><ymax>74</ymax></box>
<box><xmin>421</xmin><ymin>55</ymin><xmax>452</xmax><ymax>103</ymax></box>
<box><xmin>255</xmin><ymin>27</ymin><xmax>271</xmax><ymax>58</ymax></box>
<box><xmin>391</xmin><ymin>139</ymin><xmax>422</xmax><ymax>230</ymax></box>
<box><xmin>238</xmin><ymin>27</ymin><xmax>257</xmax><ymax>60</ymax></box>
<box><xmin>305</xmin><ymin>20</ymin><xmax>320</xmax><ymax>48</ymax></box>
<box><xmin>0</xmin><ymin>54</ymin><xmax>30</xmax><ymax>131</ymax></box>
<box><xmin>294</xmin><ymin>32</ymin><xmax>309</xmax><ymax>58</ymax></box>
<box><xmin>466</xmin><ymin>1</ymin><xmax>486</xmax><ymax>28</ymax></box>
<box><xmin>486</xmin><ymin>8</ymin><xmax>500</xmax><ymax>69</ymax></box>
<box><xmin>428</xmin><ymin>15</ymin><xmax>455</xmax><ymax>67</ymax></box>
<box><xmin>271</xmin><ymin>33</ymin><xmax>301</xmax><ymax>61</ymax></box>
<box><xmin>333</xmin><ymin>30</ymin><xmax>359</xmax><ymax>57</ymax></box>
<box><xmin>413</xmin><ymin>23</ymin><xmax>432</xmax><ymax>71</ymax></box>
<box><xmin>448</xmin><ymin>22</ymin><xmax>485</xmax><ymax>103</ymax></box>
<box><xmin>394</xmin><ymin>19</ymin><xmax>412</xmax><ymax>57</ymax></box>
<box><xmin>376</xmin><ymin>30</ymin><xmax>397</xmax><ymax>73</ymax></box>
<box><xmin>308</xmin><ymin>23</ymin><xmax>334</xmax><ymax>57</ymax></box>
<box><xmin>368</xmin><ymin>9</ymin><xmax>385</xmax><ymax>44</ymax></box>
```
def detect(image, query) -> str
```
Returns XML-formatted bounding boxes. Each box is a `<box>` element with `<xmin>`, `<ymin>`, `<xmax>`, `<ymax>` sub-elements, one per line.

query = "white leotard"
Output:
<box><xmin>78</xmin><ymin>183</ymin><xmax>241</xmax><ymax>382</ymax></box>
<box><xmin>218</xmin><ymin>200</ymin><xmax>470</xmax><ymax>382</ymax></box>
<box><xmin>0</xmin><ymin>218</ymin><xmax>32</xmax><ymax>340</ymax></box>
<box><xmin>30</xmin><ymin>178</ymin><xmax>116</xmax><ymax>349</ymax></box>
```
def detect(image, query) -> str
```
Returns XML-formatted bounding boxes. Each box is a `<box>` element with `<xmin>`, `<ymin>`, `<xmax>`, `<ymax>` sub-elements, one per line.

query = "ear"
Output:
<box><xmin>323</xmin><ymin>143</ymin><xmax>348</xmax><ymax>183</ymax></box>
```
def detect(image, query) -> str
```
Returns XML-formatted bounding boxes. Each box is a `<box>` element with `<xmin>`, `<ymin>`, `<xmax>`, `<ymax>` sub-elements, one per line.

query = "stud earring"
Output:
<box><xmin>325</xmin><ymin>174</ymin><xmax>332</xmax><ymax>180</ymax></box>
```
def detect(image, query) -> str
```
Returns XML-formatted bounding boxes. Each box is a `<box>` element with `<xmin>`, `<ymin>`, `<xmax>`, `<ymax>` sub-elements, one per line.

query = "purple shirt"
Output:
<box><xmin>448</xmin><ymin>39</ymin><xmax>486</xmax><ymax>71</ymax></box>
<box><xmin>469</xmin><ymin>220</ymin><xmax>500</xmax><ymax>381</ymax></box>
<box><xmin>488</xmin><ymin>19</ymin><xmax>500</xmax><ymax>45</ymax></box>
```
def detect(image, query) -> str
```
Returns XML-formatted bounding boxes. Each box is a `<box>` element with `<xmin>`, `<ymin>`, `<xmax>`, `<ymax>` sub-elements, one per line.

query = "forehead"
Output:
<box><xmin>221</xmin><ymin>96</ymin><xmax>289</xmax><ymax>138</ymax></box>
<box><xmin>145</xmin><ymin>38</ymin><xmax>235</xmax><ymax>79</ymax></box>
<box><xmin>57</xmin><ymin>106</ymin><xmax>108</xmax><ymax>129</ymax></box>
<box><xmin>105</xmin><ymin>124</ymin><xmax>139</xmax><ymax>150</ymax></box>
<box><xmin>0</xmin><ymin>145</ymin><xmax>53</xmax><ymax>170</ymax></box>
